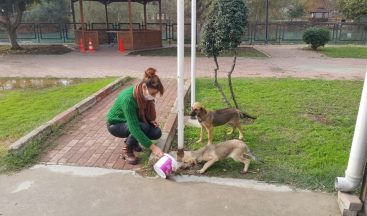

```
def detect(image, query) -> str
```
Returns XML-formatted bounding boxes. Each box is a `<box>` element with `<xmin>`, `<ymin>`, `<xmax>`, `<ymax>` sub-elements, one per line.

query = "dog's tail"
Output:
<box><xmin>246</xmin><ymin>150</ymin><xmax>264</xmax><ymax>163</ymax></box>
<box><xmin>239</xmin><ymin>111</ymin><xmax>257</xmax><ymax>120</ymax></box>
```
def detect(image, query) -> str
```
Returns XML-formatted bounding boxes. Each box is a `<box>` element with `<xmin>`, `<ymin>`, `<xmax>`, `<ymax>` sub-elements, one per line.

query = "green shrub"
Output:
<box><xmin>302</xmin><ymin>27</ymin><xmax>330</xmax><ymax>50</ymax></box>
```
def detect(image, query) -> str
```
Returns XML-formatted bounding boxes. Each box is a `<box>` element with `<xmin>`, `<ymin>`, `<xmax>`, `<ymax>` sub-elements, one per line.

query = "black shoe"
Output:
<box><xmin>134</xmin><ymin>145</ymin><xmax>143</xmax><ymax>152</ymax></box>
<box><xmin>121</xmin><ymin>143</ymin><xmax>138</xmax><ymax>165</ymax></box>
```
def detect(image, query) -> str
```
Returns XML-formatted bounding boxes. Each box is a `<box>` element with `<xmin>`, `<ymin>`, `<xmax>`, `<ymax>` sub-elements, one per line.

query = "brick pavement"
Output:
<box><xmin>40</xmin><ymin>78</ymin><xmax>177</xmax><ymax>170</ymax></box>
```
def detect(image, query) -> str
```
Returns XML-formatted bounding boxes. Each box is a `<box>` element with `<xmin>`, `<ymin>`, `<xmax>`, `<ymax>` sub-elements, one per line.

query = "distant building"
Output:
<box><xmin>309</xmin><ymin>7</ymin><xmax>329</xmax><ymax>22</ymax></box>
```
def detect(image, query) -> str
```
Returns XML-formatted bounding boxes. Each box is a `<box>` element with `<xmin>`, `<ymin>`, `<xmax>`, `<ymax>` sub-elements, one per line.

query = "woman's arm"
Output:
<box><xmin>149</xmin><ymin>143</ymin><xmax>164</xmax><ymax>158</ymax></box>
<box><xmin>122</xmin><ymin>97</ymin><xmax>152</xmax><ymax>148</ymax></box>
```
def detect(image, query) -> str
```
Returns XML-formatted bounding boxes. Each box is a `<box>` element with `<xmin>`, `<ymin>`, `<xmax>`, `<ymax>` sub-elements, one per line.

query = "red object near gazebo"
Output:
<box><xmin>119</xmin><ymin>38</ymin><xmax>125</xmax><ymax>53</ymax></box>
<box><xmin>70</xmin><ymin>0</ymin><xmax>163</xmax><ymax>50</ymax></box>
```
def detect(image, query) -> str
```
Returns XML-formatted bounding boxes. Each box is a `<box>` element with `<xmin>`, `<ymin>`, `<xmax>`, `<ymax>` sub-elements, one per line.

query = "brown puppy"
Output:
<box><xmin>179</xmin><ymin>139</ymin><xmax>262</xmax><ymax>174</ymax></box>
<box><xmin>189</xmin><ymin>102</ymin><xmax>256</xmax><ymax>145</ymax></box>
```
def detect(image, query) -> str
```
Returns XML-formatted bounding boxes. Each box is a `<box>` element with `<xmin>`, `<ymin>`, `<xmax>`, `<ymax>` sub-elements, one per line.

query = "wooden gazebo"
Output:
<box><xmin>309</xmin><ymin>7</ymin><xmax>330</xmax><ymax>22</ymax></box>
<box><xmin>70</xmin><ymin>0</ymin><xmax>163</xmax><ymax>50</ymax></box>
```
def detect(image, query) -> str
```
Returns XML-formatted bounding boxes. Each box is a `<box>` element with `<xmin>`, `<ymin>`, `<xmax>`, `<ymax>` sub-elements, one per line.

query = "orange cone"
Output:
<box><xmin>79</xmin><ymin>38</ymin><xmax>85</xmax><ymax>52</ymax></box>
<box><xmin>119</xmin><ymin>38</ymin><xmax>125</xmax><ymax>53</ymax></box>
<box><xmin>88</xmin><ymin>39</ymin><xmax>94</xmax><ymax>52</ymax></box>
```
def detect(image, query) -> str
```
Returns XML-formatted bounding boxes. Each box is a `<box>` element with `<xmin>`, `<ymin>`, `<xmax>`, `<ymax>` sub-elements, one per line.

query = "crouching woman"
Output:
<box><xmin>106</xmin><ymin>68</ymin><xmax>164</xmax><ymax>165</ymax></box>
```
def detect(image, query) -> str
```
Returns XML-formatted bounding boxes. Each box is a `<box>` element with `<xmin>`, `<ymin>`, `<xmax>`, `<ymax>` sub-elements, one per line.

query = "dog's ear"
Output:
<box><xmin>189</xmin><ymin>108</ymin><xmax>198</xmax><ymax>116</ymax></box>
<box><xmin>200</xmin><ymin>107</ymin><xmax>207</xmax><ymax>115</ymax></box>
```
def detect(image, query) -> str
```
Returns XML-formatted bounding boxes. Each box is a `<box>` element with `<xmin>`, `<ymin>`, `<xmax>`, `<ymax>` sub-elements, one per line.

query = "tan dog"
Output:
<box><xmin>179</xmin><ymin>139</ymin><xmax>262</xmax><ymax>174</ymax></box>
<box><xmin>189</xmin><ymin>102</ymin><xmax>256</xmax><ymax>145</ymax></box>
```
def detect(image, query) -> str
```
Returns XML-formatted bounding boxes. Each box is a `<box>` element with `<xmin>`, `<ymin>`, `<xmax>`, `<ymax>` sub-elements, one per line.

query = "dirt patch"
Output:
<box><xmin>0</xmin><ymin>138</ymin><xmax>13</xmax><ymax>148</ymax></box>
<box><xmin>270</xmin><ymin>66</ymin><xmax>286</xmax><ymax>73</ymax></box>
<box><xmin>0</xmin><ymin>45</ymin><xmax>73</xmax><ymax>55</ymax></box>
<box><xmin>302</xmin><ymin>113</ymin><xmax>333</xmax><ymax>125</ymax></box>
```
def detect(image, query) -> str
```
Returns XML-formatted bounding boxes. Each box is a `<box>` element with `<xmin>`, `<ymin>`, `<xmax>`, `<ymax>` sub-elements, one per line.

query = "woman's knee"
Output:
<box><xmin>107</xmin><ymin>123</ymin><xmax>130</xmax><ymax>138</ymax></box>
<box><xmin>139</xmin><ymin>122</ymin><xmax>151</xmax><ymax>133</ymax></box>
<box><xmin>149</xmin><ymin>127</ymin><xmax>162</xmax><ymax>140</ymax></box>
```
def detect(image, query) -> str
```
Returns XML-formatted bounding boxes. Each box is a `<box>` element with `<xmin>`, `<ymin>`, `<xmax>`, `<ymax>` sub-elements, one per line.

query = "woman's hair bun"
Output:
<box><xmin>145</xmin><ymin>67</ymin><xmax>156</xmax><ymax>79</ymax></box>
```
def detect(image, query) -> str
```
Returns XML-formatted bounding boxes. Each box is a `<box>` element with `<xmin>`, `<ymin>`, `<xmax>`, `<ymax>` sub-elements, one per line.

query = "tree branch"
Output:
<box><xmin>0</xmin><ymin>15</ymin><xmax>10</xmax><ymax>30</ymax></box>
<box><xmin>0</xmin><ymin>16</ymin><xmax>7</xmax><ymax>25</ymax></box>
<box><xmin>213</xmin><ymin>55</ymin><xmax>232</xmax><ymax>108</ymax></box>
<box><xmin>13</xmin><ymin>2</ymin><xmax>24</xmax><ymax>28</ymax></box>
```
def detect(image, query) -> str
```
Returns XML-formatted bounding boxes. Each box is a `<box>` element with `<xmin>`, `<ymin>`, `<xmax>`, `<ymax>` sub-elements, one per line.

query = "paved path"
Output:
<box><xmin>0</xmin><ymin>165</ymin><xmax>340</xmax><ymax>216</ymax></box>
<box><xmin>0</xmin><ymin>45</ymin><xmax>366</xmax><ymax>80</ymax></box>
<box><xmin>40</xmin><ymin>78</ymin><xmax>177</xmax><ymax>169</ymax></box>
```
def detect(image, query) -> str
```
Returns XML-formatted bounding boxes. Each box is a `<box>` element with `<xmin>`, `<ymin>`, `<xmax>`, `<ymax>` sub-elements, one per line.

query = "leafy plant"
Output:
<box><xmin>23</xmin><ymin>0</ymin><xmax>69</xmax><ymax>23</ymax></box>
<box><xmin>287</xmin><ymin>3</ymin><xmax>305</xmax><ymax>21</ymax></box>
<box><xmin>302</xmin><ymin>27</ymin><xmax>330</xmax><ymax>50</ymax></box>
<box><xmin>338</xmin><ymin>0</ymin><xmax>367</xmax><ymax>20</ymax></box>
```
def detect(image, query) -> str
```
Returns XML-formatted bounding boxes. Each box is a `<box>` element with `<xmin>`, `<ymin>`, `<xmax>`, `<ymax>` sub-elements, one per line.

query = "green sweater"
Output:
<box><xmin>106</xmin><ymin>86</ymin><xmax>152</xmax><ymax>148</ymax></box>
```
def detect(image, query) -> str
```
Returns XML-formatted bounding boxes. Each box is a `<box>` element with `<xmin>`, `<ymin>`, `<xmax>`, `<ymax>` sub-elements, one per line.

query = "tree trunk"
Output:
<box><xmin>213</xmin><ymin>55</ymin><xmax>232</xmax><ymax>108</ymax></box>
<box><xmin>228</xmin><ymin>50</ymin><xmax>239</xmax><ymax>109</ymax></box>
<box><xmin>0</xmin><ymin>2</ymin><xmax>24</xmax><ymax>50</ymax></box>
<box><xmin>7</xmin><ymin>27</ymin><xmax>21</xmax><ymax>50</ymax></box>
<box><xmin>227</xmin><ymin>49</ymin><xmax>256</xmax><ymax>120</ymax></box>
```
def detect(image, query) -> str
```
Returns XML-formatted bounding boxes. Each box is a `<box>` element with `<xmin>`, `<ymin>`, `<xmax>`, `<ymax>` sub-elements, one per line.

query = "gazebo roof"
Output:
<box><xmin>310</xmin><ymin>7</ymin><xmax>329</xmax><ymax>13</ymax></box>
<box><xmin>71</xmin><ymin>0</ymin><xmax>159</xmax><ymax>4</ymax></box>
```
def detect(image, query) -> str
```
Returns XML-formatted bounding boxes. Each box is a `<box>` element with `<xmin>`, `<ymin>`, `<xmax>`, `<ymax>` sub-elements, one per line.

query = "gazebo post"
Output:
<box><xmin>78</xmin><ymin>0</ymin><xmax>86</xmax><ymax>31</ymax></box>
<box><xmin>128</xmin><ymin>0</ymin><xmax>133</xmax><ymax>32</ymax></box>
<box><xmin>70</xmin><ymin>0</ymin><xmax>76</xmax><ymax>30</ymax></box>
<box><xmin>159</xmin><ymin>0</ymin><xmax>162</xmax><ymax>34</ymax></box>
<box><xmin>78</xmin><ymin>0</ymin><xmax>86</xmax><ymax>47</ymax></box>
<box><xmin>104</xmin><ymin>2</ymin><xmax>109</xmax><ymax>29</ymax></box>
<box><xmin>128</xmin><ymin>0</ymin><xmax>134</xmax><ymax>49</ymax></box>
<box><xmin>143</xmin><ymin>1</ymin><xmax>147</xmax><ymax>30</ymax></box>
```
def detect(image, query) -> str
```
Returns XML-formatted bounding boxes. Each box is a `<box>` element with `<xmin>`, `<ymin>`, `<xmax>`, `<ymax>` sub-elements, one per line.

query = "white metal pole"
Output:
<box><xmin>191</xmin><ymin>0</ymin><xmax>196</xmax><ymax>105</ymax></box>
<box><xmin>177</xmin><ymin>0</ymin><xmax>185</xmax><ymax>152</ymax></box>
<box><xmin>336</xmin><ymin>70</ymin><xmax>367</xmax><ymax>192</ymax></box>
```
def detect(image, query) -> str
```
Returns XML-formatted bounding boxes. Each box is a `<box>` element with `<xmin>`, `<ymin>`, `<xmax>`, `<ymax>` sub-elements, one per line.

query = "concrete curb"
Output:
<box><xmin>149</xmin><ymin>80</ymin><xmax>191</xmax><ymax>161</ymax></box>
<box><xmin>9</xmin><ymin>77</ymin><xmax>132</xmax><ymax>153</ymax></box>
<box><xmin>252</xmin><ymin>45</ymin><xmax>272</xmax><ymax>58</ymax></box>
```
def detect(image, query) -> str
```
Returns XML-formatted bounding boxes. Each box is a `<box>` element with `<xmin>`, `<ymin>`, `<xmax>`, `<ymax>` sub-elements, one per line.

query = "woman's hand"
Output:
<box><xmin>150</xmin><ymin>143</ymin><xmax>164</xmax><ymax>158</ymax></box>
<box><xmin>150</xmin><ymin>121</ymin><xmax>159</xmax><ymax>128</ymax></box>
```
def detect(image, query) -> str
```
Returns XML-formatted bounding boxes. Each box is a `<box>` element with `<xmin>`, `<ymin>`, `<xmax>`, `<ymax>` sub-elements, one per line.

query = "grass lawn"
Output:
<box><xmin>0</xmin><ymin>77</ymin><xmax>117</xmax><ymax>159</ymax></box>
<box><xmin>0</xmin><ymin>45</ymin><xmax>73</xmax><ymax>55</ymax></box>
<box><xmin>320</xmin><ymin>46</ymin><xmax>367</xmax><ymax>59</ymax></box>
<box><xmin>0</xmin><ymin>45</ymin><xmax>10</xmax><ymax>52</ymax></box>
<box><xmin>172</xmin><ymin>78</ymin><xmax>362</xmax><ymax>192</ymax></box>
<box><xmin>128</xmin><ymin>47</ymin><xmax>267</xmax><ymax>58</ymax></box>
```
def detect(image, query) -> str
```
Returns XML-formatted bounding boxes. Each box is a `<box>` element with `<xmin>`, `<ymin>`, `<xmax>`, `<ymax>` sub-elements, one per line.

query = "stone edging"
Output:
<box><xmin>150</xmin><ymin>80</ymin><xmax>191</xmax><ymax>161</ymax></box>
<box><xmin>9</xmin><ymin>77</ymin><xmax>131</xmax><ymax>153</ymax></box>
<box><xmin>252</xmin><ymin>46</ymin><xmax>272</xmax><ymax>58</ymax></box>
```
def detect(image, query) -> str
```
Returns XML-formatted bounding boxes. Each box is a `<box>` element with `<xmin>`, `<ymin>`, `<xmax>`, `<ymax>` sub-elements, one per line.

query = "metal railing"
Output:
<box><xmin>0</xmin><ymin>21</ymin><xmax>366</xmax><ymax>45</ymax></box>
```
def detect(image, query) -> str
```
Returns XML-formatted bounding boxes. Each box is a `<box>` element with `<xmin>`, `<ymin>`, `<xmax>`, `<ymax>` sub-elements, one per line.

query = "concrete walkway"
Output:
<box><xmin>0</xmin><ymin>165</ymin><xmax>340</xmax><ymax>216</ymax></box>
<box><xmin>0</xmin><ymin>45</ymin><xmax>366</xmax><ymax>80</ymax></box>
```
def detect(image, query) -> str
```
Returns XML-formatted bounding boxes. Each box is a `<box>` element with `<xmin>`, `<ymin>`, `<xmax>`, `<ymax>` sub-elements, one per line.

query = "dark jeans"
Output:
<box><xmin>107</xmin><ymin>122</ymin><xmax>162</xmax><ymax>148</ymax></box>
